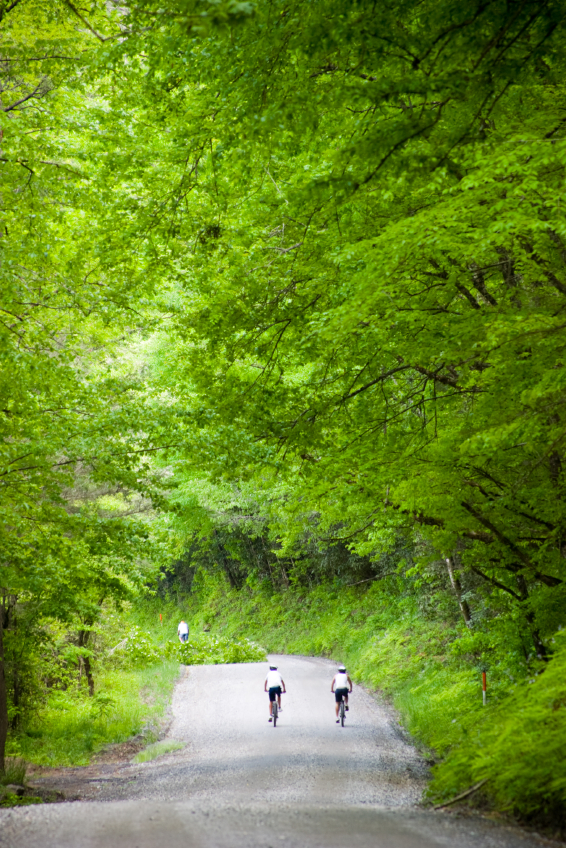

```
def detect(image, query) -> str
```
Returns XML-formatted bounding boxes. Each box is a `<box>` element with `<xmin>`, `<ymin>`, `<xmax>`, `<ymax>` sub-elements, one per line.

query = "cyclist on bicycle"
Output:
<box><xmin>331</xmin><ymin>665</ymin><xmax>352</xmax><ymax>723</ymax></box>
<box><xmin>264</xmin><ymin>665</ymin><xmax>286</xmax><ymax>722</ymax></box>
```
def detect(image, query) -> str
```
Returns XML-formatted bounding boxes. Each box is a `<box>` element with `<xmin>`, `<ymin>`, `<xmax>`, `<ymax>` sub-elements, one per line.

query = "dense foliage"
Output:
<box><xmin>108</xmin><ymin>0</ymin><xmax>566</xmax><ymax>664</ymax></box>
<box><xmin>1</xmin><ymin>0</ymin><xmax>566</xmax><ymax>828</ymax></box>
<box><xmin>0</xmin><ymin>1</ymin><xmax>174</xmax><ymax>770</ymax></box>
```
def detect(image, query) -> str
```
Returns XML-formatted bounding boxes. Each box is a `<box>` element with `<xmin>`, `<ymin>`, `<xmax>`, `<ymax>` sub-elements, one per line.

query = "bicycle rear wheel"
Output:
<box><xmin>340</xmin><ymin>700</ymin><xmax>345</xmax><ymax>727</ymax></box>
<box><xmin>272</xmin><ymin>700</ymin><xmax>278</xmax><ymax>727</ymax></box>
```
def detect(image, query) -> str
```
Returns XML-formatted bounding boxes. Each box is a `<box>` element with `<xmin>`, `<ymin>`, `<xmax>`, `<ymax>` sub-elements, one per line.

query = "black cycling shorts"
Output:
<box><xmin>269</xmin><ymin>686</ymin><xmax>282</xmax><ymax>702</ymax></box>
<box><xmin>335</xmin><ymin>687</ymin><xmax>349</xmax><ymax>703</ymax></box>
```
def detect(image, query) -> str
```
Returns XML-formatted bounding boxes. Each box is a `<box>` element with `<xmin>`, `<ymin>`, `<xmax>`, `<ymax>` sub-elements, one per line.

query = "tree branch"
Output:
<box><xmin>0</xmin><ymin>0</ymin><xmax>25</xmax><ymax>23</ymax></box>
<box><xmin>470</xmin><ymin>565</ymin><xmax>522</xmax><ymax>600</ymax></box>
<box><xmin>2</xmin><ymin>81</ymin><xmax>45</xmax><ymax>113</ymax></box>
<box><xmin>62</xmin><ymin>0</ymin><xmax>111</xmax><ymax>42</ymax></box>
<box><xmin>461</xmin><ymin>501</ymin><xmax>532</xmax><ymax>568</ymax></box>
<box><xmin>337</xmin><ymin>365</ymin><xmax>412</xmax><ymax>403</ymax></box>
<box><xmin>433</xmin><ymin>779</ymin><xmax>489</xmax><ymax>810</ymax></box>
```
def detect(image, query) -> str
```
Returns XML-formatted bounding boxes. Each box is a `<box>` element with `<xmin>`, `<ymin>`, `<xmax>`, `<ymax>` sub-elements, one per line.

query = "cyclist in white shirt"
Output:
<box><xmin>331</xmin><ymin>665</ymin><xmax>352</xmax><ymax>723</ymax></box>
<box><xmin>264</xmin><ymin>665</ymin><xmax>286</xmax><ymax>722</ymax></box>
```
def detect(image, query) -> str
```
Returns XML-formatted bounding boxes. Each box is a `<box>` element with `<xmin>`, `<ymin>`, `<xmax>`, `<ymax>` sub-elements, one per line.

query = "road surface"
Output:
<box><xmin>0</xmin><ymin>655</ymin><xmax>557</xmax><ymax>848</ymax></box>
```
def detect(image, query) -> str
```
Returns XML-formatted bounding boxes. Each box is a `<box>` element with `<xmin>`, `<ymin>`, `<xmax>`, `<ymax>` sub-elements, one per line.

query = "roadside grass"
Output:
<box><xmin>0</xmin><ymin>757</ymin><xmax>26</xmax><ymax>786</ymax></box>
<box><xmin>0</xmin><ymin>794</ymin><xmax>43</xmax><ymax>808</ymax></box>
<box><xmin>133</xmin><ymin>740</ymin><xmax>184</xmax><ymax>763</ymax></box>
<box><xmin>7</xmin><ymin>660</ymin><xmax>181</xmax><ymax>767</ymax></box>
<box><xmin>0</xmin><ymin>757</ymin><xmax>42</xmax><ymax>807</ymax></box>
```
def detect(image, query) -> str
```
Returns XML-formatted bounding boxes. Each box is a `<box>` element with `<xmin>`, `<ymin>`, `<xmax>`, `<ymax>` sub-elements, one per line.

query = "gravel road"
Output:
<box><xmin>0</xmin><ymin>655</ymin><xmax>558</xmax><ymax>848</ymax></box>
<box><xmin>139</xmin><ymin>653</ymin><xmax>429</xmax><ymax>806</ymax></box>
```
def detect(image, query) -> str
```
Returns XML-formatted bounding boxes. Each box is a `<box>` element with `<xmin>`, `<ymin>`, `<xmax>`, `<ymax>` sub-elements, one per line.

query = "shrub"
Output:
<box><xmin>107</xmin><ymin>626</ymin><xmax>162</xmax><ymax>667</ymax></box>
<box><xmin>174</xmin><ymin>635</ymin><xmax>266</xmax><ymax>665</ymax></box>
<box><xmin>428</xmin><ymin>632</ymin><xmax>566</xmax><ymax>824</ymax></box>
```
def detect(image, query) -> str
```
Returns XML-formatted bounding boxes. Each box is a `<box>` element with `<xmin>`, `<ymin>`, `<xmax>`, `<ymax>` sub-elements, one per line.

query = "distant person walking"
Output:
<box><xmin>178</xmin><ymin>619</ymin><xmax>189</xmax><ymax>643</ymax></box>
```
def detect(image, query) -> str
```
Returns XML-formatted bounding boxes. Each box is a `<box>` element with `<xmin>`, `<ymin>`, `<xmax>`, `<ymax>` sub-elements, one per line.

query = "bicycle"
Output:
<box><xmin>339</xmin><ymin>697</ymin><xmax>346</xmax><ymax>727</ymax></box>
<box><xmin>272</xmin><ymin>696</ymin><xmax>278</xmax><ymax>727</ymax></box>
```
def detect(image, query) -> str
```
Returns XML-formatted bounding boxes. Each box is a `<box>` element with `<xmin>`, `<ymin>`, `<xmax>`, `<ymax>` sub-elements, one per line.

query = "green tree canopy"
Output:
<box><xmin>100</xmin><ymin>0</ymin><xmax>566</xmax><ymax>656</ymax></box>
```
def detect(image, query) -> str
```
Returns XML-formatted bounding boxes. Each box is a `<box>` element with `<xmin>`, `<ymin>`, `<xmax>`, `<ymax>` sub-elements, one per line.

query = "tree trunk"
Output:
<box><xmin>11</xmin><ymin>666</ymin><xmax>21</xmax><ymax>729</ymax></box>
<box><xmin>0</xmin><ymin>596</ymin><xmax>8</xmax><ymax>773</ymax></box>
<box><xmin>445</xmin><ymin>557</ymin><xmax>472</xmax><ymax>626</ymax></box>
<box><xmin>279</xmin><ymin>562</ymin><xmax>290</xmax><ymax>588</ymax></box>
<box><xmin>213</xmin><ymin>531</ymin><xmax>240</xmax><ymax>589</ymax></box>
<box><xmin>515</xmin><ymin>574</ymin><xmax>548</xmax><ymax>661</ymax></box>
<box><xmin>84</xmin><ymin>654</ymin><xmax>95</xmax><ymax>697</ymax></box>
<box><xmin>526</xmin><ymin>613</ymin><xmax>547</xmax><ymax>661</ymax></box>
<box><xmin>261</xmin><ymin>536</ymin><xmax>276</xmax><ymax>585</ymax></box>
<box><xmin>549</xmin><ymin>450</ymin><xmax>562</xmax><ymax>486</ymax></box>
<box><xmin>78</xmin><ymin>629</ymin><xmax>95</xmax><ymax>696</ymax></box>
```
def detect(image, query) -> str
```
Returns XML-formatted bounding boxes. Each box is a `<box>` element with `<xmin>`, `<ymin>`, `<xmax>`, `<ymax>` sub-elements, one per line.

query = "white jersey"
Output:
<box><xmin>266</xmin><ymin>670</ymin><xmax>282</xmax><ymax>688</ymax></box>
<box><xmin>334</xmin><ymin>672</ymin><xmax>349</xmax><ymax>689</ymax></box>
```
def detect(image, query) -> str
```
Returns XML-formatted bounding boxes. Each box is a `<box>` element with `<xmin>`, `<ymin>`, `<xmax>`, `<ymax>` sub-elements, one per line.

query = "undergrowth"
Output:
<box><xmin>0</xmin><ymin>794</ymin><xmax>43</xmax><ymax>808</ymax></box>
<box><xmin>7</xmin><ymin>661</ymin><xmax>181</xmax><ymax>767</ymax></box>
<box><xmin>0</xmin><ymin>758</ymin><xmax>26</xmax><ymax>787</ymax></box>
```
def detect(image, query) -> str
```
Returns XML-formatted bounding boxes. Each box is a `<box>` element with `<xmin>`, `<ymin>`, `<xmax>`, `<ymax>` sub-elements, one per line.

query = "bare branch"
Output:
<box><xmin>338</xmin><ymin>365</ymin><xmax>412</xmax><ymax>404</ymax></box>
<box><xmin>62</xmin><ymin>0</ymin><xmax>111</xmax><ymax>42</ymax></box>
<box><xmin>2</xmin><ymin>80</ymin><xmax>46</xmax><ymax>113</ymax></box>
<box><xmin>433</xmin><ymin>779</ymin><xmax>489</xmax><ymax>810</ymax></box>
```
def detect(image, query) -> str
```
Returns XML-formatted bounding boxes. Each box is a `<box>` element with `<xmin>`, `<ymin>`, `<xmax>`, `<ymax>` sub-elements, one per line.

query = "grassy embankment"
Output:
<box><xmin>7</xmin><ymin>655</ymin><xmax>181</xmax><ymax>768</ymax></box>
